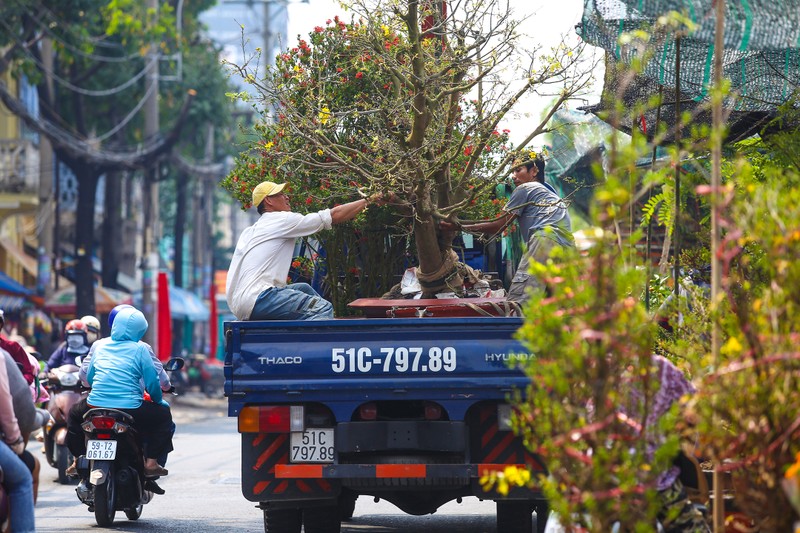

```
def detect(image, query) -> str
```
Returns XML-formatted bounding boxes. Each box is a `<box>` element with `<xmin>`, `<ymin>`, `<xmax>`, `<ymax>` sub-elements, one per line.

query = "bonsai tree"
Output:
<box><xmin>221</xmin><ymin>0</ymin><xmax>593</xmax><ymax>299</ymax></box>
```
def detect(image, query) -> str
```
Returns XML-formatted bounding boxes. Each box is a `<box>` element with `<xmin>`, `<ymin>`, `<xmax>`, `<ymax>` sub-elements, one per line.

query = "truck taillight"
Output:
<box><xmin>424</xmin><ymin>402</ymin><xmax>442</xmax><ymax>420</ymax></box>
<box><xmin>239</xmin><ymin>406</ymin><xmax>305</xmax><ymax>433</ymax></box>
<box><xmin>358</xmin><ymin>402</ymin><xmax>377</xmax><ymax>420</ymax></box>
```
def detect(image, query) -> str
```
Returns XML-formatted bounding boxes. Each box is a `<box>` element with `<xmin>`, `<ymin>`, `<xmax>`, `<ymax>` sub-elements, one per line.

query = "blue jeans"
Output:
<box><xmin>250</xmin><ymin>283</ymin><xmax>333</xmax><ymax>320</ymax></box>
<box><xmin>0</xmin><ymin>443</ymin><xmax>35</xmax><ymax>533</ymax></box>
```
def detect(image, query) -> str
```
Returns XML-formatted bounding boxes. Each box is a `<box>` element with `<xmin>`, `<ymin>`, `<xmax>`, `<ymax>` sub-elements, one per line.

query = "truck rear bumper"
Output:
<box><xmin>274</xmin><ymin>462</ymin><xmax>534</xmax><ymax>479</ymax></box>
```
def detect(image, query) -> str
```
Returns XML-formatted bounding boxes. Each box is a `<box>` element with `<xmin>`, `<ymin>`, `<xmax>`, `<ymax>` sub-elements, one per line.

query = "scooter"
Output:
<box><xmin>73</xmin><ymin>357</ymin><xmax>184</xmax><ymax>526</ymax></box>
<box><xmin>43</xmin><ymin>362</ymin><xmax>87</xmax><ymax>484</ymax></box>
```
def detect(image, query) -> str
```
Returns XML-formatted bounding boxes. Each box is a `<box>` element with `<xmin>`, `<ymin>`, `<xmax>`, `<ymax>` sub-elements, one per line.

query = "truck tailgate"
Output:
<box><xmin>225</xmin><ymin>317</ymin><xmax>531</xmax><ymax>418</ymax></box>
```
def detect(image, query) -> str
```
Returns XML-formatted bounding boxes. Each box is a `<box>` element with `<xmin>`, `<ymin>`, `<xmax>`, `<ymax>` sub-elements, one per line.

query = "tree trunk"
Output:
<box><xmin>74</xmin><ymin>163</ymin><xmax>101</xmax><ymax>316</ymax></box>
<box><xmin>101</xmin><ymin>171</ymin><xmax>123</xmax><ymax>289</ymax></box>
<box><xmin>173</xmin><ymin>170</ymin><xmax>188</xmax><ymax>357</ymax></box>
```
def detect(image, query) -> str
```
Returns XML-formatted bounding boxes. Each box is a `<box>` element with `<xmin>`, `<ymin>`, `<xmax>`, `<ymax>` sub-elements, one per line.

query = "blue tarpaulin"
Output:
<box><xmin>0</xmin><ymin>270</ymin><xmax>31</xmax><ymax>296</ymax></box>
<box><xmin>169</xmin><ymin>286</ymin><xmax>209</xmax><ymax>322</ymax></box>
<box><xmin>134</xmin><ymin>285</ymin><xmax>209</xmax><ymax>321</ymax></box>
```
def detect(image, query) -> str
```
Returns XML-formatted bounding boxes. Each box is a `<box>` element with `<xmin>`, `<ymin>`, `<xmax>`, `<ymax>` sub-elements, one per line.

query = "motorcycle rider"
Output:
<box><xmin>79</xmin><ymin>315</ymin><xmax>102</xmax><ymax>346</ymax></box>
<box><xmin>0</xmin><ymin>309</ymin><xmax>38</xmax><ymax>385</ymax></box>
<box><xmin>80</xmin><ymin>305</ymin><xmax>173</xmax><ymax>394</ymax></box>
<box><xmin>0</xmin><ymin>352</ymin><xmax>37</xmax><ymax>533</ymax></box>
<box><xmin>43</xmin><ymin>319</ymin><xmax>90</xmax><ymax>373</ymax></box>
<box><xmin>66</xmin><ymin>305</ymin><xmax>172</xmax><ymax>480</ymax></box>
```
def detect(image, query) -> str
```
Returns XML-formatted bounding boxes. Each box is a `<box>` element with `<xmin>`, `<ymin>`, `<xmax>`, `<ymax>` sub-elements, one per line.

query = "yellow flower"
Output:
<box><xmin>381</xmin><ymin>24</ymin><xmax>390</xmax><ymax>36</ymax></box>
<box><xmin>319</xmin><ymin>106</ymin><xmax>331</xmax><ymax>125</ymax></box>
<box><xmin>317</xmin><ymin>149</ymin><xmax>324</xmax><ymax>156</ymax></box>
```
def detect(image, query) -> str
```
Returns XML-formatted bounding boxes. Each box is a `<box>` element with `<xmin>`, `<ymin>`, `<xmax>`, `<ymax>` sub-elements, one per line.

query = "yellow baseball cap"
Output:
<box><xmin>252</xmin><ymin>181</ymin><xmax>287</xmax><ymax>207</ymax></box>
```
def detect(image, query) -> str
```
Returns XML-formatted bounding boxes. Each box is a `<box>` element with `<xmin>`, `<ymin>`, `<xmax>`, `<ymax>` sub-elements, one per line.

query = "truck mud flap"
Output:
<box><xmin>468</xmin><ymin>404</ymin><xmax>547</xmax><ymax>499</ymax></box>
<box><xmin>242</xmin><ymin>434</ymin><xmax>340</xmax><ymax>502</ymax></box>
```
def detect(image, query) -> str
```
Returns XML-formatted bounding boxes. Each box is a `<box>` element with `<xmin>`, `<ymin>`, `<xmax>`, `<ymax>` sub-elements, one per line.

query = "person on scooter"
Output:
<box><xmin>66</xmin><ymin>306</ymin><xmax>172</xmax><ymax>480</ymax></box>
<box><xmin>80</xmin><ymin>315</ymin><xmax>102</xmax><ymax>346</ymax></box>
<box><xmin>0</xmin><ymin>309</ymin><xmax>38</xmax><ymax>385</ymax></box>
<box><xmin>80</xmin><ymin>305</ymin><xmax>173</xmax><ymax>394</ymax></box>
<box><xmin>43</xmin><ymin>319</ymin><xmax>90</xmax><ymax>373</ymax></box>
<box><xmin>0</xmin><ymin>349</ymin><xmax>38</xmax><ymax>533</ymax></box>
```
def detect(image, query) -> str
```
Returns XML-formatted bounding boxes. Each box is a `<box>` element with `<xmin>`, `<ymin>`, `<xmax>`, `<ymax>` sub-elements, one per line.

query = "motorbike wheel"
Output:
<box><xmin>496</xmin><ymin>500</ymin><xmax>533</xmax><ymax>533</ymax></box>
<box><xmin>303</xmin><ymin>505</ymin><xmax>341</xmax><ymax>533</ymax></box>
<box><xmin>44</xmin><ymin>432</ymin><xmax>55</xmax><ymax>468</ymax></box>
<box><xmin>124</xmin><ymin>504</ymin><xmax>143</xmax><ymax>521</ymax></box>
<box><xmin>263</xmin><ymin>508</ymin><xmax>301</xmax><ymax>533</ymax></box>
<box><xmin>56</xmin><ymin>444</ymin><xmax>72</xmax><ymax>485</ymax></box>
<box><xmin>94</xmin><ymin>468</ymin><xmax>117</xmax><ymax>527</ymax></box>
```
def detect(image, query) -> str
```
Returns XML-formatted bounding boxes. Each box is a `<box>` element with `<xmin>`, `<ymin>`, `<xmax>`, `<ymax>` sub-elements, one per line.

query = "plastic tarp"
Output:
<box><xmin>0</xmin><ymin>270</ymin><xmax>31</xmax><ymax>296</ymax></box>
<box><xmin>168</xmin><ymin>286</ymin><xmax>209</xmax><ymax>322</ymax></box>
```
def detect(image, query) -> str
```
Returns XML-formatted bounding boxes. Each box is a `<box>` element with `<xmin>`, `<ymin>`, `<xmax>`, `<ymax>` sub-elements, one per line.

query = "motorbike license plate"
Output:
<box><xmin>86</xmin><ymin>440</ymin><xmax>117</xmax><ymax>460</ymax></box>
<box><xmin>290</xmin><ymin>429</ymin><xmax>334</xmax><ymax>463</ymax></box>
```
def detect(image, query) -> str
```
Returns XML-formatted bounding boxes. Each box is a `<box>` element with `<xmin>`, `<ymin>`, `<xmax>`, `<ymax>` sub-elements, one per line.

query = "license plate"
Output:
<box><xmin>290</xmin><ymin>429</ymin><xmax>335</xmax><ymax>463</ymax></box>
<box><xmin>86</xmin><ymin>440</ymin><xmax>117</xmax><ymax>460</ymax></box>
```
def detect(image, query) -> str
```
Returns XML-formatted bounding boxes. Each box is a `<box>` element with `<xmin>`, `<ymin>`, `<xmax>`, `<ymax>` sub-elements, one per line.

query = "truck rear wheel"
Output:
<box><xmin>339</xmin><ymin>492</ymin><xmax>357</xmax><ymax>521</ymax></box>
<box><xmin>497</xmin><ymin>500</ymin><xmax>533</xmax><ymax>533</ymax></box>
<box><xmin>303</xmin><ymin>505</ymin><xmax>341</xmax><ymax>533</ymax></box>
<box><xmin>263</xmin><ymin>508</ymin><xmax>301</xmax><ymax>533</ymax></box>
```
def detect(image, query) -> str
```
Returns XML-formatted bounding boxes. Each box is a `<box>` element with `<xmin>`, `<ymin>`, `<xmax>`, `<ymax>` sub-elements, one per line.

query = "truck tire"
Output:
<box><xmin>339</xmin><ymin>492</ymin><xmax>357</xmax><ymax>521</ymax></box>
<box><xmin>263</xmin><ymin>508</ymin><xmax>301</xmax><ymax>533</ymax></box>
<box><xmin>496</xmin><ymin>500</ymin><xmax>533</xmax><ymax>533</ymax></box>
<box><xmin>303</xmin><ymin>505</ymin><xmax>341</xmax><ymax>533</ymax></box>
<box><xmin>534</xmin><ymin>500</ymin><xmax>549</xmax><ymax>533</ymax></box>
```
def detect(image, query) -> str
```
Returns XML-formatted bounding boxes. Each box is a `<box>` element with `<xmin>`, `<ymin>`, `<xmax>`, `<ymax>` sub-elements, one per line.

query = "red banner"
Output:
<box><xmin>209</xmin><ymin>279</ymin><xmax>218</xmax><ymax>360</ymax></box>
<box><xmin>156</xmin><ymin>272</ymin><xmax>172</xmax><ymax>362</ymax></box>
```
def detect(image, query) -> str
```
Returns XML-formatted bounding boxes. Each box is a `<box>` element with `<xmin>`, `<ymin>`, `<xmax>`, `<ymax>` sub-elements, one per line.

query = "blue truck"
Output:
<box><xmin>224</xmin><ymin>304</ymin><xmax>548</xmax><ymax>533</ymax></box>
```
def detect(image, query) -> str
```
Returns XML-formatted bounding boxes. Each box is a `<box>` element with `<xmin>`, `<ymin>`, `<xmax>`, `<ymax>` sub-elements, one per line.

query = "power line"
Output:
<box><xmin>0</xmin><ymin>17</ymin><xmax>156</xmax><ymax>97</ymax></box>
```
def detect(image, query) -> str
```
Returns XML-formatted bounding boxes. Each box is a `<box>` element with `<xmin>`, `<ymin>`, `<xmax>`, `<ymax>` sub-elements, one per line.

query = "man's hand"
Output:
<box><xmin>368</xmin><ymin>192</ymin><xmax>396</xmax><ymax>207</ymax></box>
<box><xmin>6</xmin><ymin>436</ymin><xmax>25</xmax><ymax>455</ymax></box>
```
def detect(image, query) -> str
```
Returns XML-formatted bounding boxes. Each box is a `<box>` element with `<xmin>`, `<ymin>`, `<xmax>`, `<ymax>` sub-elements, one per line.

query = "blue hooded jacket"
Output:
<box><xmin>86</xmin><ymin>307</ymin><xmax>163</xmax><ymax>409</ymax></box>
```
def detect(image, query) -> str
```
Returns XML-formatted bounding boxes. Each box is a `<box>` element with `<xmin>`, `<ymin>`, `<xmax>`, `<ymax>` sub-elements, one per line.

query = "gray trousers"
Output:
<box><xmin>507</xmin><ymin>226</ymin><xmax>574</xmax><ymax>305</ymax></box>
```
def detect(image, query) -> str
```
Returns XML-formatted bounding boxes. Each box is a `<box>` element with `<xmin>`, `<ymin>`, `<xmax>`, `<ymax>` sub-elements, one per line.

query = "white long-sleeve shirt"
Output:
<box><xmin>226</xmin><ymin>209</ymin><xmax>332</xmax><ymax>320</ymax></box>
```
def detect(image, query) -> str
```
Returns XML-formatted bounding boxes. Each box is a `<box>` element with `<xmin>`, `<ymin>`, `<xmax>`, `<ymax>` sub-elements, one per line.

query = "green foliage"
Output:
<box><xmin>513</xmin><ymin>196</ymin><xmax>683</xmax><ymax>531</ymax></box>
<box><xmin>676</xmin><ymin>160</ymin><xmax>800</xmax><ymax>532</ymax></box>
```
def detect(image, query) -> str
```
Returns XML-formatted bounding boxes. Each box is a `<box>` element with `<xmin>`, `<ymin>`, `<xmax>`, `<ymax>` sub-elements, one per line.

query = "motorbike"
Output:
<box><xmin>73</xmin><ymin>357</ymin><xmax>184</xmax><ymax>526</ymax></box>
<box><xmin>43</xmin><ymin>362</ymin><xmax>87</xmax><ymax>484</ymax></box>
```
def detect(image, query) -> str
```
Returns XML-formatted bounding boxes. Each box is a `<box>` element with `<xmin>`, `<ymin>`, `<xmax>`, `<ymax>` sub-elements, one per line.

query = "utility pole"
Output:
<box><xmin>141</xmin><ymin>0</ymin><xmax>160</xmax><ymax>346</ymax></box>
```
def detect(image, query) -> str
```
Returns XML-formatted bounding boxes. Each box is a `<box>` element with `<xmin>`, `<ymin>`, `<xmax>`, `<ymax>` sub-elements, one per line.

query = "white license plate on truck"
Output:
<box><xmin>290</xmin><ymin>429</ymin><xmax>334</xmax><ymax>463</ymax></box>
<box><xmin>86</xmin><ymin>440</ymin><xmax>117</xmax><ymax>460</ymax></box>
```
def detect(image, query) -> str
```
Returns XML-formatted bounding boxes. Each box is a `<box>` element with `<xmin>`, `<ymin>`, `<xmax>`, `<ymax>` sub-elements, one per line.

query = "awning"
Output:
<box><xmin>0</xmin><ymin>270</ymin><xmax>32</xmax><ymax>296</ymax></box>
<box><xmin>44</xmin><ymin>284</ymin><xmax>133</xmax><ymax>315</ymax></box>
<box><xmin>169</xmin><ymin>286</ymin><xmax>209</xmax><ymax>322</ymax></box>
<box><xmin>0</xmin><ymin>294</ymin><xmax>27</xmax><ymax>311</ymax></box>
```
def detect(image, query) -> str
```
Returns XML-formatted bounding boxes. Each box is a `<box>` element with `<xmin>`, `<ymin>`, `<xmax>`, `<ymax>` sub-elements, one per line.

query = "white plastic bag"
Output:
<box><xmin>400</xmin><ymin>267</ymin><xmax>422</xmax><ymax>295</ymax></box>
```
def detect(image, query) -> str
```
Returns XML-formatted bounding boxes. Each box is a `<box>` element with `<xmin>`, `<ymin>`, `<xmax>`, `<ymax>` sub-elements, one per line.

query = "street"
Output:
<box><xmin>32</xmin><ymin>395</ymin><xmax>501</xmax><ymax>533</ymax></box>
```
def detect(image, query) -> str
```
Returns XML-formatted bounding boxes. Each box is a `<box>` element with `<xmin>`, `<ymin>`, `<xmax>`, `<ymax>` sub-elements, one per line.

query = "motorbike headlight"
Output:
<box><xmin>59</xmin><ymin>373</ymin><xmax>79</xmax><ymax>387</ymax></box>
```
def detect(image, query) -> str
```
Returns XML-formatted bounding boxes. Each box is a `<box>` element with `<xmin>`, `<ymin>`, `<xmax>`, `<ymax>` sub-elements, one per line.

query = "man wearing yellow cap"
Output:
<box><xmin>441</xmin><ymin>150</ymin><xmax>574</xmax><ymax>305</ymax></box>
<box><xmin>226</xmin><ymin>181</ymin><xmax>386</xmax><ymax>321</ymax></box>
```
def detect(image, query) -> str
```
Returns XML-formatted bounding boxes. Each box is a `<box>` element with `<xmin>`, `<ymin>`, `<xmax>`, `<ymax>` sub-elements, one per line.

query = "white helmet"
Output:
<box><xmin>80</xmin><ymin>315</ymin><xmax>101</xmax><ymax>344</ymax></box>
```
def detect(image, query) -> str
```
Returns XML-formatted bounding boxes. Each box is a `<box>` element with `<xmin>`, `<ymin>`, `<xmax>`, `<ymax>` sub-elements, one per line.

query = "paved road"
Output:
<box><xmin>32</xmin><ymin>394</ymin><xmax>503</xmax><ymax>532</ymax></box>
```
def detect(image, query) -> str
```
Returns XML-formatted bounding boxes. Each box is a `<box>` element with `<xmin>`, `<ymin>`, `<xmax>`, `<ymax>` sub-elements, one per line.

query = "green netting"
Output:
<box><xmin>589</xmin><ymin>0</ymin><xmax>800</xmax><ymax>50</ymax></box>
<box><xmin>578</xmin><ymin>0</ymin><xmax>800</xmax><ymax>124</ymax></box>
